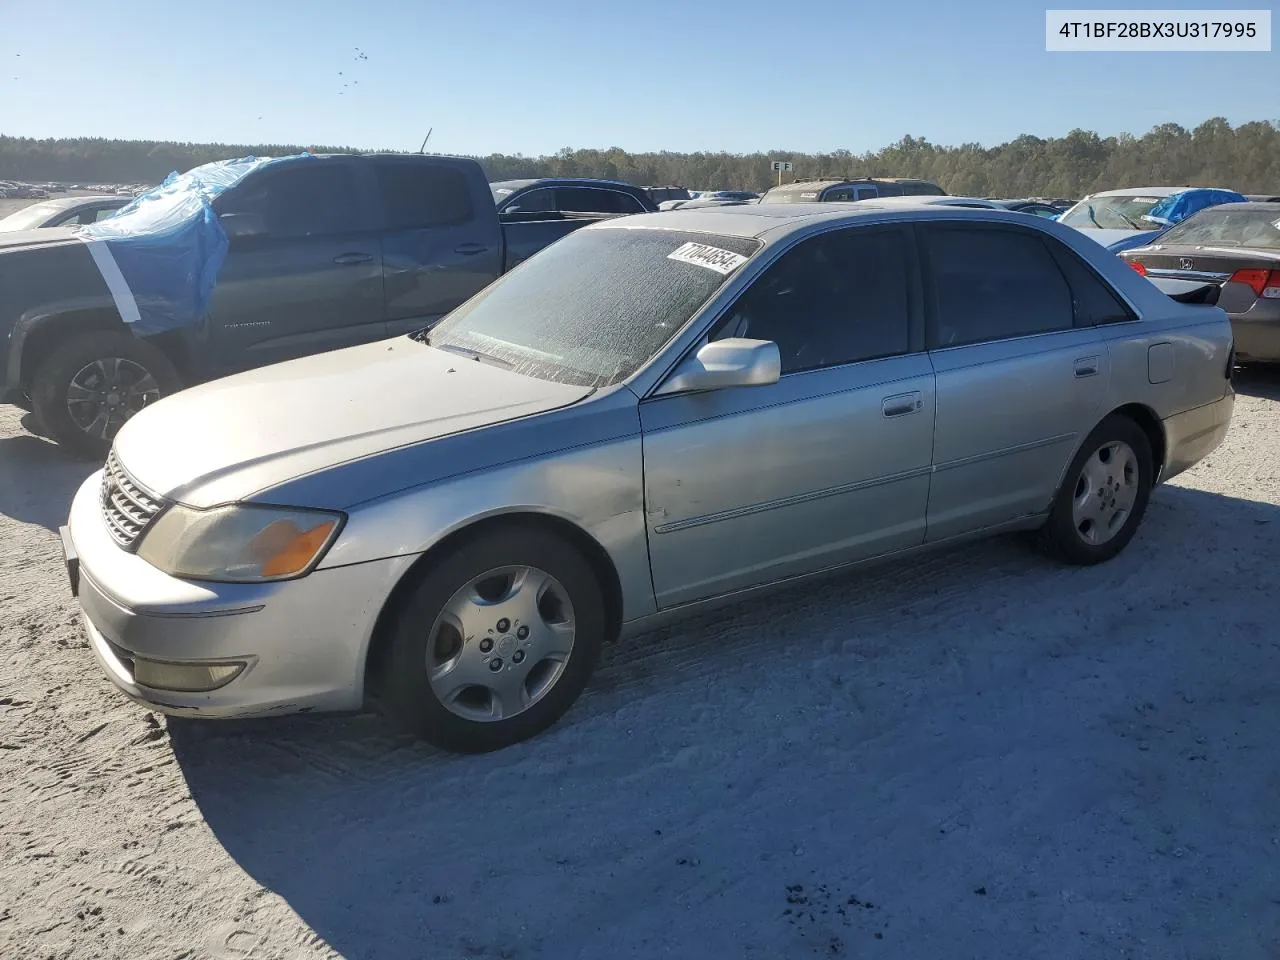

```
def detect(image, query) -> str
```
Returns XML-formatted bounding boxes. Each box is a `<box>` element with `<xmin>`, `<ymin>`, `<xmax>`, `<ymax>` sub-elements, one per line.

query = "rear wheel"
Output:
<box><xmin>376</xmin><ymin>523</ymin><xmax>608</xmax><ymax>753</ymax></box>
<box><xmin>1039</xmin><ymin>415</ymin><xmax>1154</xmax><ymax>565</ymax></box>
<box><xmin>29</xmin><ymin>331</ymin><xmax>181</xmax><ymax>459</ymax></box>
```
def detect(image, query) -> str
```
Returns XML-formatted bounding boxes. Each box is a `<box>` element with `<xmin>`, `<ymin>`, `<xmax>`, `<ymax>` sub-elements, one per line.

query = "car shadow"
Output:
<box><xmin>168</xmin><ymin>484</ymin><xmax>1280</xmax><ymax>960</ymax></box>
<box><xmin>1234</xmin><ymin>364</ymin><xmax>1280</xmax><ymax>400</ymax></box>
<box><xmin>0</xmin><ymin>429</ymin><xmax>98</xmax><ymax>531</ymax></box>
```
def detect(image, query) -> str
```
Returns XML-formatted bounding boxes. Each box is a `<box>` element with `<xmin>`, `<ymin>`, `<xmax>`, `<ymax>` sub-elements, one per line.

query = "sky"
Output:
<box><xmin>1</xmin><ymin>0</ymin><xmax>1277</xmax><ymax>156</ymax></box>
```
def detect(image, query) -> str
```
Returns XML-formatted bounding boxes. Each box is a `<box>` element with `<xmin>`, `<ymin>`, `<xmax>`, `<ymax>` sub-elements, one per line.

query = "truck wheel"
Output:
<box><xmin>375</xmin><ymin>522</ymin><xmax>608</xmax><ymax>753</ymax></box>
<box><xmin>30</xmin><ymin>331</ymin><xmax>182</xmax><ymax>460</ymax></box>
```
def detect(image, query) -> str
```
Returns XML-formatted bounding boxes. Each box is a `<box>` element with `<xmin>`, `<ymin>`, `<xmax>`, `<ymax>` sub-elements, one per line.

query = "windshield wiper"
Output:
<box><xmin>1085</xmin><ymin>205</ymin><xmax>1102</xmax><ymax>228</ymax></box>
<box><xmin>1116</xmin><ymin>211</ymin><xmax>1143</xmax><ymax>229</ymax></box>
<box><xmin>433</xmin><ymin>342</ymin><xmax>514</xmax><ymax>369</ymax></box>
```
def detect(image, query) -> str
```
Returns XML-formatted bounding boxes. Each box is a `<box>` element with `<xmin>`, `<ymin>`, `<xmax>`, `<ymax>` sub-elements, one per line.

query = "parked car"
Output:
<box><xmin>1245</xmin><ymin>194</ymin><xmax>1280</xmax><ymax>203</ymax></box>
<box><xmin>658</xmin><ymin>198</ymin><xmax>753</xmax><ymax>210</ymax></box>
<box><xmin>490</xmin><ymin>178</ymin><xmax>658</xmax><ymax>216</ymax></box>
<box><xmin>646</xmin><ymin>186</ymin><xmax>692</xmax><ymax>204</ymax></box>
<box><xmin>851</xmin><ymin>196</ymin><xmax>1062</xmax><ymax>218</ymax></box>
<box><xmin>1058</xmin><ymin>186</ymin><xmax>1246</xmax><ymax>252</ymax></box>
<box><xmin>761</xmin><ymin>177</ymin><xmax>946</xmax><ymax>203</ymax></box>
<box><xmin>697</xmin><ymin>190</ymin><xmax>760</xmax><ymax>202</ymax></box>
<box><xmin>60</xmin><ymin>203</ymin><xmax>1234</xmax><ymax>753</ymax></box>
<box><xmin>1121</xmin><ymin>201</ymin><xmax>1280</xmax><ymax>363</ymax></box>
<box><xmin>0</xmin><ymin>154</ymin><xmax>640</xmax><ymax>457</ymax></box>
<box><xmin>0</xmin><ymin>195</ymin><xmax>128</xmax><ymax>231</ymax></box>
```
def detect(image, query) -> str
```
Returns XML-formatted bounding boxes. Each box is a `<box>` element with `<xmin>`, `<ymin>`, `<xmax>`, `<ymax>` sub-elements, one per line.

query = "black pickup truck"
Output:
<box><xmin>0</xmin><ymin>154</ymin><xmax>621</xmax><ymax>456</ymax></box>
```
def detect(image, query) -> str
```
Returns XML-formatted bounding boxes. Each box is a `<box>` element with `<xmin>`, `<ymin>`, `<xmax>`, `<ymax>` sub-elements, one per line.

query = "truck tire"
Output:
<box><xmin>30</xmin><ymin>330</ymin><xmax>182</xmax><ymax>460</ymax></box>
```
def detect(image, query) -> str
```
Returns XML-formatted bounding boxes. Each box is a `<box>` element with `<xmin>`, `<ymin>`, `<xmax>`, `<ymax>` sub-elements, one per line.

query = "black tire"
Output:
<box><xmin>29</xmin><ymin>330</ymin><xmax>182</xmax><ymax>460</ymax></box>
<box><xmin>1038</xmin><ymin>414</ymin><xmax>1154</xmax><ymax>565</ymax></box>
<box><xmin>376</xmin><ymin>523</ymin><xmax>608</xmax><ymax>753</ymax></box>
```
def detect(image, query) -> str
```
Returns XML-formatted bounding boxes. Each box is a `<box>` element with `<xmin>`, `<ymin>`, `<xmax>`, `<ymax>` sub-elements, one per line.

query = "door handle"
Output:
<box><xmin>333</xmin><ymin>252</ymin><xmax>374</xmax><ymax>265</ymax></box>
<box><xmin>1074</xmin><ymin>355</ymin><xmax>1100</xmax><ymax>378</ymax></box>
<box><xmin>882</xmin><ymin>391</ymin><xmax>923</xmax><ymax>418</ymax></box>
<box><xmin>454</xmin><ymin>243</ymin><xmax>489</xmax><ymax>256</ymax></box>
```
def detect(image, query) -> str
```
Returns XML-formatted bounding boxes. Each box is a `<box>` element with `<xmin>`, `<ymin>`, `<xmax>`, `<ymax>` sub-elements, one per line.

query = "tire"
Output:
<box><xmin>1038</xmin><ymin>414</ymin><xmax>1154</xmax><ymax>565</ymax></box>
<box><xmin>376</xmin><ymin>523</ymin><xmax>608</xmax><ymax>753</ymax></box>
<box><xmin>29</xmin><ymin>330</ymin><xmax>182</xmax><ymax>460</ymax></box>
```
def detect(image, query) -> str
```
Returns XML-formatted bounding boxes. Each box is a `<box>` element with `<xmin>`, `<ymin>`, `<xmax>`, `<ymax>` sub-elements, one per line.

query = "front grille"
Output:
<box><xmin>100</xmin><ymin>450</ymin><xmax>165</xmax><ymax>549</ymax></box>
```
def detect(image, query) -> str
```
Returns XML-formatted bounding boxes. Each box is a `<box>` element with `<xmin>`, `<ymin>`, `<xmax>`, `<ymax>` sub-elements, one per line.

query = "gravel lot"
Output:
<box><xmin>1</xmin><ymin>371</ymin><xmax>1278</xmax><ymax>960</ymax></box>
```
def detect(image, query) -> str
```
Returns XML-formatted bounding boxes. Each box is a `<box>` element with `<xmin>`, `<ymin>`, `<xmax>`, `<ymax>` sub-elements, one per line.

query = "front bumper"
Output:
<box><xmin>65</xmin><ymin>471</ymin><xmax>415</xmax><ymax>719</ymax></box>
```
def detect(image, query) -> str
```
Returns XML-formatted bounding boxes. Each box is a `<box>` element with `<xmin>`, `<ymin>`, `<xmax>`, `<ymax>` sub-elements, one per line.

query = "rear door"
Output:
<box><xmin>920</xmin><ymin>221</ymin><xmax>1108</xmax><ymax>541</ymax></box>
<box><xmin>375</xmin><ymin>158</ymin><xmax>503</xmax><ymax>338</ymax></box>
<box><xmin>641</xmin><ymin>225</ymin><xmax>935</xmax><ymax>607</ymax></box>
<box><xmin>209</xmin><ymin>159</ymin><xmax>384</xmax><ymax>375</ymax></box>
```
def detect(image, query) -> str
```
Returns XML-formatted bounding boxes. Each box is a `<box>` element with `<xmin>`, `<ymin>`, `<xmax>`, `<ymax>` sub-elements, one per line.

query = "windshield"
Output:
<box><xmin>420</xmin><ymin>228</ymin><xmax>761</xmax><ymax>387</ymax></box>
<box><xmin>0</xmin><ymin>201</ymin><xmax>61</xmax><ymax>231</ymax></box>
<box><xmin>1159</xmin><ymin>207</ymin><xmax>1280</xmax><ymax>250</ymax></box>
<box><xmin>1059</xmin><ymin>195</ymin><xmax>1164</xmax><ymax>230</ymax></box>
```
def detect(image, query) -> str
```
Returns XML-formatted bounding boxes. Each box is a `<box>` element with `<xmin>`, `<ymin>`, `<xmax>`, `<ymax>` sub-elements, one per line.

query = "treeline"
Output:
<box><xmin>3</xmin><ymin>118</ymin><xmax>1279</xmax><ymax>197</ymax></box>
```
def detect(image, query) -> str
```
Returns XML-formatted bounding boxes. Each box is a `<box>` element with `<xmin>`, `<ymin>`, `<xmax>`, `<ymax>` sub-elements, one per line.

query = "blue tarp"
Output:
<box><xmin>77</xmin><ymin>154</ymin><xmax>309</xmax><ymax>335</ymax></box>
<box><xmin>1142</xmin><ymin>188</ymin><xmax>1247</xmax><ymax>227</ymax></box>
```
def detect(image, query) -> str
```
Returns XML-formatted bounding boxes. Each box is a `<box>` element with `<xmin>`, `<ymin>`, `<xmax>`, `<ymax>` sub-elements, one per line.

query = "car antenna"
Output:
<box><xmin>417</xmin><ymin>128</ymin><xmax>433</xmax><ymax>154</ymax></box>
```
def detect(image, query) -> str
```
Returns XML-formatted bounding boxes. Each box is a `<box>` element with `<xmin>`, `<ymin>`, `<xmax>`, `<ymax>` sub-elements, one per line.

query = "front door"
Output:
<box><xmin>919</xmin><ymin>221</ymin><xmax>1109</xmax><ymax>540</ymax></box>
<box><xmin>209</xmin><ymin>159</ymin><xmax>385</xmax><ymax>376</ymax></box>
<box><xmin>640</xmin><ymin>225</ymin><xmax>935</xmax><ymax>608</ymax></box>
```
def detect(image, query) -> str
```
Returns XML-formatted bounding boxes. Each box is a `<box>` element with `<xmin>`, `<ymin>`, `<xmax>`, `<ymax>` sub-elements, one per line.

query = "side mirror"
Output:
<box><xmin>655</xmin><ymin>337</ymin><xmax>780</xmax><ymax>396</ymax></box>
<box><xmin>220</xmin><ymin>212</ymin><xmax>267</xmax><ymax>244</ymax></box>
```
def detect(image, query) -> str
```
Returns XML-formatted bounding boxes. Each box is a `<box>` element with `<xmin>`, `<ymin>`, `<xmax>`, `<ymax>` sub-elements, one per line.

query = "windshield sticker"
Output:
<box><xmin>1274</xmin><ymin>218</ymin><xmax>1280</xmax><ymax>230</ymax></box>
<box><xmin>799</xmin><ymin>192</ymin><xmax>819</xmax><ymax>199</ymax></box>
<box><xmin>667</xmin><ymin>241</ymin><xmax>748</xmax><ymax>275</ymax></box>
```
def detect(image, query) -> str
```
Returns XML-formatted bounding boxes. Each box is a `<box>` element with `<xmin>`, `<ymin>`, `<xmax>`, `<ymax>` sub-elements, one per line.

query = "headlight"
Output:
<box><xmin>136</xmin><ymin>503</ymin><xmax>344</xmax><ymax>582</ymax></box>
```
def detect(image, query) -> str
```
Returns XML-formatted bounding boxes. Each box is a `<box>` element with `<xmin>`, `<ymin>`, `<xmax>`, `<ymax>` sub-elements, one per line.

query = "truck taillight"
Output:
<box><xmin>1229</xmin><ymin>268</ymin><xmax>1280</xmax><ymax>298</ymax></box>
<box><xmin>1127</xmin><ymin>260</ymin><xmax>1147</xmax><ymax>276</ymax></box>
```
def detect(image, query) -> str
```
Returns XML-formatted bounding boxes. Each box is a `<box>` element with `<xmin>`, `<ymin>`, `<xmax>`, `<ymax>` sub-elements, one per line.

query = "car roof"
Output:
<box><xmin>489</xmin><ymin>177</ymin><xmax>637</xmax><ymax>191</ymax></box>
<box><xmin>9</xmin><ymin>194</ymin><xmax>120</xmax><ymax>212</ymax></box>
<box><xmin>590</xmin><ymin>201</ymin><xmax>1051</xmax><ymax>241</ymax></box>
<box><xmin>1087</xmin><ymin>186</ymin><xmax>1216</xmax><ymax>198</ymax></box>
<box><xmin>1179</xmin><ymin>200</ymin><xmax>1280</xmax><ymax>214</ymax></box>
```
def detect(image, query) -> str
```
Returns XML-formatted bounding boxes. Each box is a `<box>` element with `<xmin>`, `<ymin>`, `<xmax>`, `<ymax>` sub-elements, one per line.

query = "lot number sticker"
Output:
<box><xmin>667</xmin><ymin>241</ymin><xmax>748</xmax><ymax>275</ymax></box>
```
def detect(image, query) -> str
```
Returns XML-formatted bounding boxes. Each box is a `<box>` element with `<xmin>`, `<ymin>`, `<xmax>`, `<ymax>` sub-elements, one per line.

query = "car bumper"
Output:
<box><xmin>1160</xmin><ymin>390</ymin><xmax>1234</xmax><ymax>484</ymax></box>
<box><xmin>64</xmin><ymin>471</ymin><xmax>415</xmax><ymax>719</ymax></box>
<box><xmin>1228</xmin><ymin>301</ymin><xmax>1280</xmax><ymax>363</ymax></box>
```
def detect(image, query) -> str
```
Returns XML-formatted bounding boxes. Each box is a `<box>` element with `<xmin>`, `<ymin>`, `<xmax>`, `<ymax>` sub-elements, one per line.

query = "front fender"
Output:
<box><xmin>5</xmin><ymin>296</ymin><xmax>124</xmax><ymax>389</ymax></box>
<box><xmin>317</xmin><ymin>433</ymin><xmax>656</xmax><ymax>624</ymax></box>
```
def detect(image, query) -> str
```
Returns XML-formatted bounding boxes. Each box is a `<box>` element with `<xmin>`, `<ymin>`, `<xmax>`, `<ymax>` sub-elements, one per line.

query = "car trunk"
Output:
<box><xmin>1128</xmin><ymin>245</ymin><xmax>1280</xmax><ymax>314</ymax></box>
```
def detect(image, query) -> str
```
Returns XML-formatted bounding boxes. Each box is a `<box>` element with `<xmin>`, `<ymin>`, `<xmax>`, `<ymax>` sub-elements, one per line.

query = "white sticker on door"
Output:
<box><xmin>667</xmin><ymin>241</ymin><xmax>748</xmax><ymax>275</ymax></box>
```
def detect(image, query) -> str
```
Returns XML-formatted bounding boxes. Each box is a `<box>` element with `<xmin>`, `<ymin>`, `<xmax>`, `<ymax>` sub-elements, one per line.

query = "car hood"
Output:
<box><xmin>112</xmin><ymin>337</ymin><xmax>595</xmax><ymax>508</ymax></box>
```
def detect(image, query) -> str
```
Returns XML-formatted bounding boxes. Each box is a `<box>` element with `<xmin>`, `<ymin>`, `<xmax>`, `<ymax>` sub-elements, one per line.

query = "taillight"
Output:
<box><xmin>1127</xmin><ymin>259</ymin><xmax>1148</xmax><ymax>276</ymax></box>
<box><xmin>1229</xmin><ymin>268</ymin><xmax>1280</xmax><ymax>298</ymax></box>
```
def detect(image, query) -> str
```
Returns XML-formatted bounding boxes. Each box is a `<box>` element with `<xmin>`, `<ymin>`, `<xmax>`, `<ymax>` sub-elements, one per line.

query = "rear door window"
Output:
<box><xmin>924</xmin><ymin>225</ymin><xmax>1075</xmax><ymax>348</ymax></box>
<box><xmin>223</xmin><ymin>163</ymin><xmax>363</xmax><ymax>239</ymax></box>
<box><xmin>374</xmin><ymin>161</ymin><xmax>474</xmax><ymax>229</ymax></box>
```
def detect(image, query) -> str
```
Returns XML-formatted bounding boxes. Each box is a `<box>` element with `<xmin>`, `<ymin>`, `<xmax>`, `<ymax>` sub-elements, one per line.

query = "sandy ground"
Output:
<box><xmin>1</xmin><ymin>372</ymin><xmax>1279</xmax><ymax>960</ymax></box>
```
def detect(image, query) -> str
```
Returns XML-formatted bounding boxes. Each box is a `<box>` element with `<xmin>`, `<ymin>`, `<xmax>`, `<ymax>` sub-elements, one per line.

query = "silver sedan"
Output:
<box><xmin>62</xmin><ymin>204</ymin><xmax>1236</xmax><ymax>752</ymax></box>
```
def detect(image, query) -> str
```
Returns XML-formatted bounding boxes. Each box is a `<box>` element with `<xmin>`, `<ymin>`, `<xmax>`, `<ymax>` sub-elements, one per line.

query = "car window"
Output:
<box><xmin>925</xmin><ymin>226</ymin><xmax>1074</xmax><ymax>348</ymax></box>
<box><xmin>874</xmin><ymin>182</ymin><xmax>905</xmax><ymax>197</ymax></box>
<box><xmin>1045</xmin><ymin>241</ymin><xmax>1136</xmax><ymax>326</ymax></box>
<box><xmin>1159</xmin><ymin>206</ymin><xmax>1280</xmax><ymax>250</ymax></box>
<box><xmin>503</xmin><ymin>187</ymin><xmax>555</xmax><ymax>213</ymax></box>
<box><xmin>221</xmin><ymin>163</ymin><xmax>362</xmax><ymax>239</ymax></box>
<box><xmin>425</xmin><ymin>228</ymin><xmax>761</xmax><ymax>387</ymax></box>
<box><xmin>556</xmin><ymin>187</ymin><xmax>640</xmax><ymax>214</ymax></box>
<box><xmin>375</xmin><ymin>161</ymin><xmax>474</xmax><ymax>229</ymax></box>
<box><xmin>712</xmin><ymin>228</ymin><xmax>912</xmax><ymax>374</ymax></box>
<box><xmin>855</xmin><ymin>187</ymin><xmax>878</xmax><ymax>201</ymax></box>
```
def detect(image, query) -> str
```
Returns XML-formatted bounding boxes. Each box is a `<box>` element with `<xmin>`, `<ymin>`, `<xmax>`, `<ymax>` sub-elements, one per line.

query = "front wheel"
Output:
<box><xmin>29</xmin><ymin>330</ymin><xmax>181</xmax><ymax>460</ymax></box>
<box><xmin>1038</xmin><ymin>415</ymin><xmax>1154</xmax><ymax>565</ymax></box>
<box><xmin>375</xmin><ymin>523</ymin><xmax>608</xmax><ymax>753</ymax></box>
